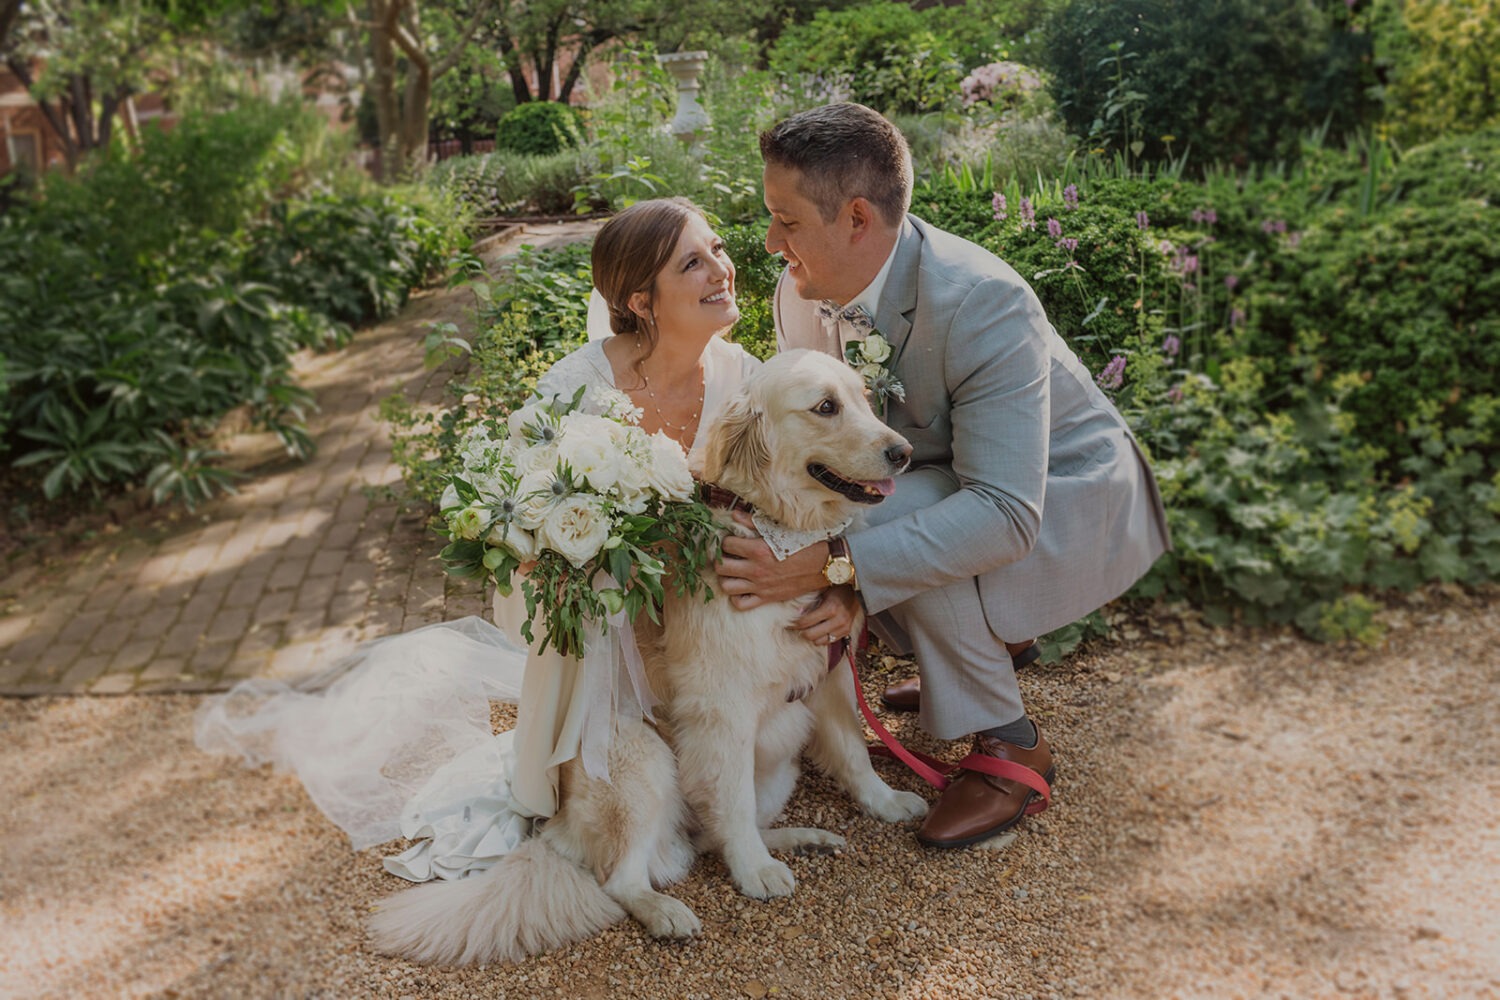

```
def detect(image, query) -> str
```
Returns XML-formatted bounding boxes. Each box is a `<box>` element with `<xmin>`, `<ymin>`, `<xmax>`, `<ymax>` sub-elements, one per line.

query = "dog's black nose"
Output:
<box><xmin>886</xmin><ymin>442</ymin><xmax>913</xmax><ymax>467</ymax></box>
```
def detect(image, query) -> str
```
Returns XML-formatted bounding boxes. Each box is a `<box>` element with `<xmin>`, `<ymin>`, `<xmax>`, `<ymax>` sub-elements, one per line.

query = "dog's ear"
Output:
<box><xmin>701</xmin><ymin>392</ymin><xmax>770</xmax><ymax>491</ymax></box>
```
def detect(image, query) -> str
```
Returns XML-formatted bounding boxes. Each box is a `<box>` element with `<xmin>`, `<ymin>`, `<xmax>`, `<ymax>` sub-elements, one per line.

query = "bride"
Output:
<box><xmin>196</xmin><ymin>198</ymin><xmax>761</xmax><ymax>881</ymax></box>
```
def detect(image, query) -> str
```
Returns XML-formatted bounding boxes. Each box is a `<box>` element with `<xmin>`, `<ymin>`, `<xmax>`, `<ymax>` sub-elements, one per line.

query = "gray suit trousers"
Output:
<box><xmin>860</xmin><ymin>466</ymin><xmax>1025</xmax><ymax>740</ymax></box>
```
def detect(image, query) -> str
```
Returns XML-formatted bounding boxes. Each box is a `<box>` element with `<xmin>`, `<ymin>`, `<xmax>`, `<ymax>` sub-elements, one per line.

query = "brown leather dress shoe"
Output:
<box><xmin>916</xmin><ymin>729</ymin><xmax>1054</xmax><ymax>848</ymax></box>
<box><xmin>879</xmin><ymin>641</ymin><xmax>1040</xmax><ymax>714</ymax></box>
<box><xmin>880</xmin><ymin>675</ymin><xmax>922</xmax><ymax>712</ymax></box>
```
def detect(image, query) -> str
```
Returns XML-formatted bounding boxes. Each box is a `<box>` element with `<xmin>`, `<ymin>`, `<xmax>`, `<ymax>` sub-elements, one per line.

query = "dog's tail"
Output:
<box><xmin>366</xmin><ymin>838</ymin><xmax>624</xmax><ymax>965</ymax></box>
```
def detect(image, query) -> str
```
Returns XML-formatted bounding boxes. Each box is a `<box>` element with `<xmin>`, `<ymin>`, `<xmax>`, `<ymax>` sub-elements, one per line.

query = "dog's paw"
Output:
<box><xmin>761</xmin><ymin>826</ymin><xmax>846</xmax><ymax>855</ymax></box>
<box><xmin>631</xmin><ymin>893</ymin><xmax>702</xmax><ymax>940</ymax></box>
<box><xmin>734</xmin><ymin>859</ymin><xmax>796</xmax><ymax>900</ymax></box>
<box><xmin>866</xmin><ymin>788</ymin><xmax>929</xmax><ymax>823</ymax></box>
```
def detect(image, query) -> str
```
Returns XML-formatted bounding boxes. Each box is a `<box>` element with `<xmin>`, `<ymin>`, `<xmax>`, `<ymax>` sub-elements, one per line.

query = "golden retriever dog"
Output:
<box><xmin>367</xmin><ymin>349</ymin><xmax>925</xmax><ymax>965</ymax></box>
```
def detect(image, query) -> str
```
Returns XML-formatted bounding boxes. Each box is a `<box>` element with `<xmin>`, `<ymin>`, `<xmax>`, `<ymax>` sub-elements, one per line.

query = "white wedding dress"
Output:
<box><xmin>196</xmin><ymin>296</ymin><xmax>759</xmax><ymax>881</ymax></box>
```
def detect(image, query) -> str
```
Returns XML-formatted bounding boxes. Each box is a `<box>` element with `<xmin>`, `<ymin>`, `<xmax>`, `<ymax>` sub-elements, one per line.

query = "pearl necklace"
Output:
<box><xmin>640</xmin><ymin>369</ymin><xmax>705</xmax><ymax>443</ymax></box>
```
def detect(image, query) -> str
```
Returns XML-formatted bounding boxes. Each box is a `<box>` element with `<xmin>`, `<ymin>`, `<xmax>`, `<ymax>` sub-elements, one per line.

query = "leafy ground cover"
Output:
<box><xmin>0</xmin><ymin>99</ymin><xmax>468</xmax><ymax>520</ymax></box>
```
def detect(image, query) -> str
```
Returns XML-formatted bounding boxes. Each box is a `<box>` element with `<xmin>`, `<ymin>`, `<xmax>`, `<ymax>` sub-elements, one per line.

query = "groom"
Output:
<box><xmin>716</xmin><ymin>102</ymin><xmax>1170</xmax><ymax>847</ymax></box>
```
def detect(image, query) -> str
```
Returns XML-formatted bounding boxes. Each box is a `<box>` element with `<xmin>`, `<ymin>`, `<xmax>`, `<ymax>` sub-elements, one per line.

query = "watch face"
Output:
<box><xmin>825</xmin><ymin>558</ymin><xmax>854</xmax><ymax>585</ymax></box>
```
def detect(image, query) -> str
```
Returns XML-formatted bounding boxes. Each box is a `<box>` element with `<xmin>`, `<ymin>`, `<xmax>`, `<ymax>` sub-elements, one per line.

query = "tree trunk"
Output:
<box><xmin>368</xmin><ymin>0</ymin><xmax>403</xmax><ymax>182</ymax></box>
<box><xmin>497</xmin><ymin>23</ymin><xmax>532</xmax><ymax>105</ymax></box>
<box><xmin>365</xmin><ymin>0</ymin><xmax>491</xmax><ymax>180</ymax></box>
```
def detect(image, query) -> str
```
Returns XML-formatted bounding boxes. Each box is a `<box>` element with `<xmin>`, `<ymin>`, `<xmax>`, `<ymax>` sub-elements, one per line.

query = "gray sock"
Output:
<box><xmin>980</xmin><ymin>716</ymin><xmax>1037</xmax><ymax>749</ymax></box>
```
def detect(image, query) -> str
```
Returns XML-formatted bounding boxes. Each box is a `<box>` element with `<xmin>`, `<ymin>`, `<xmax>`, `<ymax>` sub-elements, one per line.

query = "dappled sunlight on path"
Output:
<box><xmin>0</xmin><ymin>223</ymin><xmax>600</xmax><ymax>695</ymax></box>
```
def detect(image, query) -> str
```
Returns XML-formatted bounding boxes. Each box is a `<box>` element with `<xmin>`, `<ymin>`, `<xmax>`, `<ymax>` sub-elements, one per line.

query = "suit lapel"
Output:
<box><xmin>874</xmin><ymin>219</ymin><xmax>922</xmax><ymax>368</ymax></box>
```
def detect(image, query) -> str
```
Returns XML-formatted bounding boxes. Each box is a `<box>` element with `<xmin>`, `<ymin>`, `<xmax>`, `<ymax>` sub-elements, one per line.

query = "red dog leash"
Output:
<box><xmin>832</xmin><ymin>638</ymin><xmax>1051</xmax><ymax>812</ymax></box>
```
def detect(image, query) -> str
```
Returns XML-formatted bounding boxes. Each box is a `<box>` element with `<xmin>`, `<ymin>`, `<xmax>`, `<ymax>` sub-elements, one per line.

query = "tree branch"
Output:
<box><xmin>431</xmin><ymin>0</ymin><xmax>495</xmax><ymax>81</ymax></box>
<box><xmin>0</xmin><ymin>0</ymin><xmax>23</xmax><ymax>55</ymax></box>
<box><xmin>5</xmin><ymin>54</ymin><xmax>76</xmax><ymax>162</ymax></box>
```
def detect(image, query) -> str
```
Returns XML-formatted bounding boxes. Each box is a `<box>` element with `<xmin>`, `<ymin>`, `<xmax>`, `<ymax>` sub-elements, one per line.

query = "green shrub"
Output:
<box><xmin>426</xmin><ymin>149</ymin><xmax>589</xmax><ymax>217</ymax></box>
<box><xmin>0</xmin><ymin>101</ymin><xmax>465</xmax><ymax>507</ymax></box>
<box><xmin>1037</xmin><ymin>0</ymin><xmax>1380</xmax><ymax>169</ymax></box>
<box><xmin>768</xmin><ymin>2</ymin><xmax>966</xmax><ymax>114</ymax></box>
<box><xmin>1242</xmin><ymin>199</ymin><xmax>1500</xmax><ymax>463</ymax></box>
<box><xmin>1385</xmin><ymin>127</ymin><xmax>1500</xmax><ymax>209</ymax></box>
<box><xmin>244</xmin><ymin>187</ymin><xmax>462</xmax><ymax>330</ymax></box>
<box><xmin>1378</xmin><ymin>0</ymin><xmax>1500</xmax><ymax>147</ymax></box>
<box><xmin>911</xmin><ymin>174</ymin><xmax>1178</xmax><ymax>376</ymax></box>
<box><xmin>495</xmin><ymin>101</ymin><xmax>585</xmax><ymax>157</ymax></box>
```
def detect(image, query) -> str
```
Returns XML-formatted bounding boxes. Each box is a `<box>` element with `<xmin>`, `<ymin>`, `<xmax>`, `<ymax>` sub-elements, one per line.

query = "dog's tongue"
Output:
<box><xmin>863</xmin><ymin>478</ymin><xmax>896</xmax><ymax>497</ymax></box>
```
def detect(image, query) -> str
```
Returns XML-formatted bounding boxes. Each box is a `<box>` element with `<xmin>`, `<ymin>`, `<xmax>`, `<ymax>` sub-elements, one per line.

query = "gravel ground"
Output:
<box><xmin>2</xmin><ymin>586</ymin><xmax>1496</xmax><ymax>1000</ymax></box>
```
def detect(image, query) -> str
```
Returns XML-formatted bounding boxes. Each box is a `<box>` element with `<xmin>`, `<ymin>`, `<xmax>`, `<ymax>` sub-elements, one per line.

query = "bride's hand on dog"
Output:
<box><xmin>791</xmin><ymin>585</ymin><xmax>860</xmax><ymax>646</ymax></box>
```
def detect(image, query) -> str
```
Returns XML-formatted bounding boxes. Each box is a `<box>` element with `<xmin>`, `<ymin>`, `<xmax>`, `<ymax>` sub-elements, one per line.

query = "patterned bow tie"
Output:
<box><xmin>815</xmin><ymin>300</ymin><xmax>876</xmax><ymax>333</ymax></box>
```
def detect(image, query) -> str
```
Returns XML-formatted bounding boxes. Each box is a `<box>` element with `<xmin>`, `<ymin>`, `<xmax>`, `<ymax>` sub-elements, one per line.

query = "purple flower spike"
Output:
<box><xmin>1019</xmin><ymin>197</ymin><xmax>1036</xmax><ymax>230</ymax></box>
<box><xmin>1162</xmin><ymin>334</ymin><xmax>1181</xmax><ymax>357</ymax></box>
<box><xmin>1136</xmin><ymin>211</ymin><xmax>1150</xmax><ymax>230</ymax></box>
<box><xmin>1057</xmin><ymin>237</ymin><xmax>1079</xmax><ymax>254</ymax></box>
<box><xmin>1047</xmin><ymin>217</ymin><xmax>1062</xmax><ymax>239</ymax></box>
<box><xmin>1230</xmin><ymin>307</ymin><xmax>1247</xmax><ymax>328</ymax></box>
<box><xmin>1063</xmin><ymin>184</ymin><xmax>1079</xmax><ymax>210</ymax></box>
<box><xmin>1096</xmin><ymin>355</ymin><xmax>1127</xmax><ymax>391</ymax></box>
<box><xmin>1167</xmin><ymin>385</ymin><xmax>1184</xmax><ymax>404</ymax></box>
<box><xmin>1224</xmin><ymin>274</ymin><xmax>1239</xmax><ymax>290</ymax></box>
<box><xmin>992</xmin><ymin>192</ymin><xmax>1008</xmax><ymax>220</ymax></box>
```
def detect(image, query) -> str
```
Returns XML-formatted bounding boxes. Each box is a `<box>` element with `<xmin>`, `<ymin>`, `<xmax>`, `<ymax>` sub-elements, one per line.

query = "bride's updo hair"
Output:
<box><xmin>591</xmin><ymin>197</ymin><xmax>706</xmax><ymax>353</ymax></box>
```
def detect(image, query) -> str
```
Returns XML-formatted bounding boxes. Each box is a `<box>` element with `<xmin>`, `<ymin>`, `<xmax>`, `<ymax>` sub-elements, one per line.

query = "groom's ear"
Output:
<box><xmin>847</xmin><ymin>197</ymin><xmax>877</xmax><ymax>239</ymax></box>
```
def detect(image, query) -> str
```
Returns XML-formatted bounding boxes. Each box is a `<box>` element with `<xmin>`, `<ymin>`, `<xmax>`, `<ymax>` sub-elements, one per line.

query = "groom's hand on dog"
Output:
<box><xmin>716</xmin><ymin>512</ymin><xmax>860</xmax><ymax>644</ymax></box>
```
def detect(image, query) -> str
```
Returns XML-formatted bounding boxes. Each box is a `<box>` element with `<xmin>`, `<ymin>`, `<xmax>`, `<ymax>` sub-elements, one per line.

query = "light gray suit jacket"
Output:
<box><xmin>775</xmin><ymin>216</ymin><xmax>1170</xmax><ymax>638</ymax></box>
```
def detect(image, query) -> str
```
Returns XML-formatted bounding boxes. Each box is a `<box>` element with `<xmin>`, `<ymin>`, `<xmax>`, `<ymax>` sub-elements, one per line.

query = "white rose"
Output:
<box><xmin>859</xmin><ymin>362</ymin><xmax>885</xmax><ymax>383</ymax></box>
<box><xmin>512</xmin><ymin>440</ymin><xmax>558</xmax><ymax>477</ymax></box>
<box><xmin>451</xmin><ymin>502</ymin><xmax>489</xmax><ymax>541</ymax></box>
<box><xmin>514</xmin><ymin>467</ymin><xmax>561</xmax><ymax>530</ymax></box>
<box><xmin>555</xmin><ymin>413</ymin><xmax>624</xmax><ymax>491</ymax></box>
<box><xmin>616</xmin><ymin>429</ymin><xmax>654</xmax><ymax>499</ymax></box>
<box><xmin>485</xmin><ymin>520</ymin><xmax>537</xmax><ymax>562</ymax></box>
<box><xmin>643</xmin><ymin>432</ymin><xmax>695</xmax><ymax>501</ymax></box>
<box><xmin>537</xmin><ymin>494</ymin><xmax>612</xmax><ymax>568</ymax></box>
<box><xmin>861</xmin><ymin>332</ymin><xmax>892</xmax><ymax>364</ymax></box>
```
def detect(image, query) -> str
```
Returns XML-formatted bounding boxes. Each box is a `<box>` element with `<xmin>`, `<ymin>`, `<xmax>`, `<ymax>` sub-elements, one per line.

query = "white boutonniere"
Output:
<box><xmin>844</xmin><ymin>332</ymin><xmax>905</xmax><ymax>418</ymax></box>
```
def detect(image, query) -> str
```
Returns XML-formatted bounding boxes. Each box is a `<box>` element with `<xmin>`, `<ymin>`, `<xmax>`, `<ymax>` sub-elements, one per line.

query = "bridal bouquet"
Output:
<box><xmin>439</xmin><ymin>385</ymin><xmax>720</xmax><ymax>658</ymax></box>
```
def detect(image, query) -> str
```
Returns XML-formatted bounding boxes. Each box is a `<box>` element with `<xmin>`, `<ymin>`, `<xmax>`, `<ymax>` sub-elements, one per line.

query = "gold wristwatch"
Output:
<box><xmin>823</xmin><ymin>536</ymin><xmax>857</xmax><ymax>588</ymax></box>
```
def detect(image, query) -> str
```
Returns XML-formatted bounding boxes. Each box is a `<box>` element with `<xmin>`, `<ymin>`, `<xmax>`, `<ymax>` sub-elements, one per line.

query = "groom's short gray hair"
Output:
<box><xmin>760</xmin><ymin>102</ymin><xmax>912</xmax><ymax>227</ymax></box>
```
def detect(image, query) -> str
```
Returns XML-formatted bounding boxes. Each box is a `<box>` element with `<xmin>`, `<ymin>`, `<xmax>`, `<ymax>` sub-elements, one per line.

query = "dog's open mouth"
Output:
<box><xmin>808</xmin><ymin>463</ymin><xmax>896</xmax><ymax>504</ymax></box>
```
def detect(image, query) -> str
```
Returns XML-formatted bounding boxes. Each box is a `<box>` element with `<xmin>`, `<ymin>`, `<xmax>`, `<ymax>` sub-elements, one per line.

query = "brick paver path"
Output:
<box><xmin>0</xmin><ymin>222</ymin><xmax>602</xmax><ymax>696</ymax></box>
